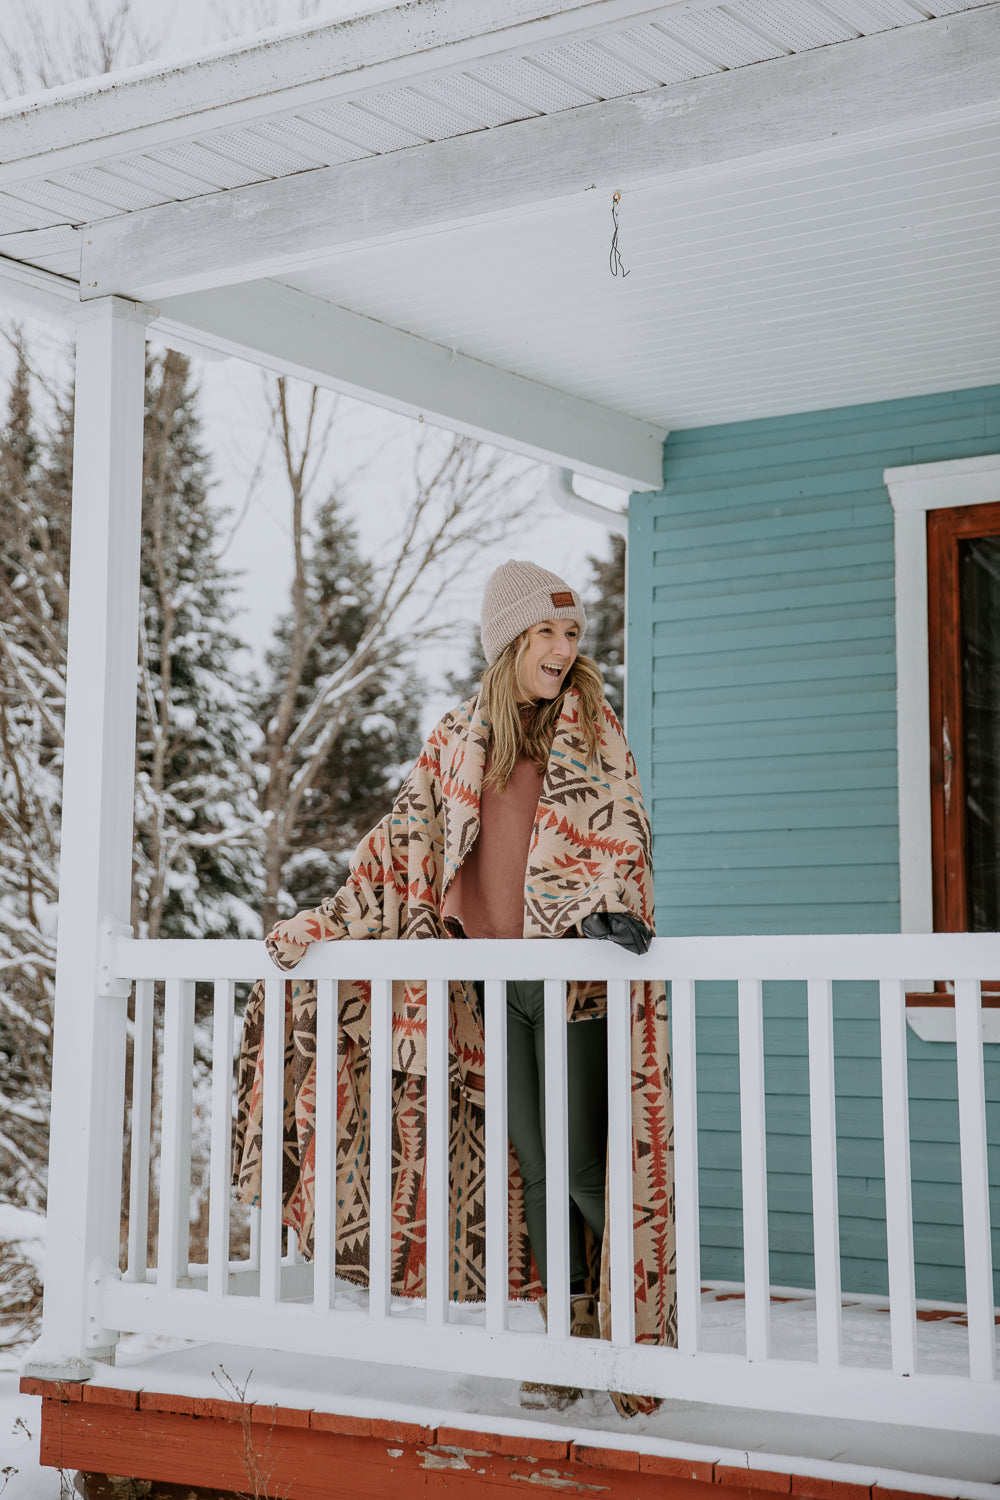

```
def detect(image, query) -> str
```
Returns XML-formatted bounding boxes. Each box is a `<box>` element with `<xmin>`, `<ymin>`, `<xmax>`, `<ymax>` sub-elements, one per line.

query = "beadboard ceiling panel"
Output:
<box><xmin>280</xmin><ymin>120</ymin><xmax>1000</xmax><ymax>427</ymax></box>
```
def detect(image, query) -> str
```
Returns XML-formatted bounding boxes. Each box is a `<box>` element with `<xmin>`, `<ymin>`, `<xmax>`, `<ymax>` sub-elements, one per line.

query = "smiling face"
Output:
<box><xmin>517</xmin><ymin>618</ymin><xmax>580</xmax><ymax>701</ymax></box>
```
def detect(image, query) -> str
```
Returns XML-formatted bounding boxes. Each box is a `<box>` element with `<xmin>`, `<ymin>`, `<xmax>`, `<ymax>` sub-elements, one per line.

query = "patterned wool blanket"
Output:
<box><xmin>233</xmin><ymin>690</ymin><xmax>676</xmax><ymax>1403</ymax></box>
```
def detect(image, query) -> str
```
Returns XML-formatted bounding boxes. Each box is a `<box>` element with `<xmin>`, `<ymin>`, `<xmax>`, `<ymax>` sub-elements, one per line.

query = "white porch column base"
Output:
<box><xmin>36</xmin><ymin>296</ymin><xmax>149</xmax><ymax>1369</ymax></box>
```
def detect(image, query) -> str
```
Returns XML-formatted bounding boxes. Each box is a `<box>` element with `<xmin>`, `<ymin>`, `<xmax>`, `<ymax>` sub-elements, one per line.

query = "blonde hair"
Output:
<box><xmin>479</xmin><ymin>634</ymin><xmax>606</xmax><ymax>793</ymax></box>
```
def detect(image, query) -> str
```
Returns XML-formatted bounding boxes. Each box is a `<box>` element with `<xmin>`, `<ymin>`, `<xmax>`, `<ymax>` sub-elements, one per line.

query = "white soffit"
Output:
<box><xmin>267</xmin><ymin>118</ymin><xmax>1000</xmax><ymax>428</ymax></box>
<box><xmin>0</xmin><ymin>0</ymin><xmax>998</xmax><ymax>461</ymax></box>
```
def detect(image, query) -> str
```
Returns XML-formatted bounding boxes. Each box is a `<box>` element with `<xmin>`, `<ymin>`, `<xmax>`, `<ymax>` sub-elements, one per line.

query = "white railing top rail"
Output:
<box><xmin>115</xmin><ymin>932</ymin><xmax>1000</xmax><ymax>982</ymax></box>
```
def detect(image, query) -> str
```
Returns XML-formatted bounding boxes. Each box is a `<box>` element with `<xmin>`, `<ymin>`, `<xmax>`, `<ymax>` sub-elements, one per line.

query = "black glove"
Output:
<box><xmin>580</xmin><ymin>911</ymin><xmax>652</xmax><ymax>955</ymax></box>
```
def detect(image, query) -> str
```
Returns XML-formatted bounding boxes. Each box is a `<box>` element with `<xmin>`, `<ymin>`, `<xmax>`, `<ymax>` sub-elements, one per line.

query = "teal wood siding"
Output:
<box><xmin>627</xmin><ymin>385</ymin><xmax>1000</xmax><ymax>1303</ymax></box>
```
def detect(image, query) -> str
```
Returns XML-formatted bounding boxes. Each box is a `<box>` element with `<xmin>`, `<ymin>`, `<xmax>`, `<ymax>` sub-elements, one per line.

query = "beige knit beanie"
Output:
<box><xmin>480</xmin><ymin>559</ymin><xmax>587</xmax><ymax>666</ymax></box>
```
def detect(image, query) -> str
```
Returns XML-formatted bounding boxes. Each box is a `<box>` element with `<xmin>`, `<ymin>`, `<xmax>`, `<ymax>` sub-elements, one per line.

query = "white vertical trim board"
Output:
<box><xmin>30</xmin><ymin>297</ymin><xmax>148</xmax><ymax>1373</ymax></box>
<box><xmin>884</xmin><ymin>455</ymin><xmax>1000</xmax><ymax>935</ymax></box>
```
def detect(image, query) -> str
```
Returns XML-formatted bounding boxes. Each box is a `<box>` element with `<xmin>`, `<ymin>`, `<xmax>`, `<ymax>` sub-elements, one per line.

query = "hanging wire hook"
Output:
<box><xmin>610</xmin><ymin>190</ymin><xmax>630</xmax><ymax>278</ymax></box>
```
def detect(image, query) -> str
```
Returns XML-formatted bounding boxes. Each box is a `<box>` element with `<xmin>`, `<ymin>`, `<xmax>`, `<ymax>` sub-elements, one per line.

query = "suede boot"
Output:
<box><xmin>569</xmin><ymin>1293</ymin><xmax>600</xmax><ymax>1340</ymax></box>
<box><xmin>519</xmin><ymin>1295</ymin><xmax>584</xmax><ymax>1411</ymax></box>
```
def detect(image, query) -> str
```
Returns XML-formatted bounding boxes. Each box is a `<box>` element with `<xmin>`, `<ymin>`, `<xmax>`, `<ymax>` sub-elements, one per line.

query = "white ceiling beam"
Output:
<box><xmin>150</xmin><ymin>282</ymin><xmax>667</xmax><ymax>490</ymax></box>
<box><xmin>0</xmin><ymin>0</ymin><xmax>724</xmax><ymax>187</ymax></box>
<box><xmin>80</xmin><ymin>8</ymin><xmax>1000</xmax><ymax>305</ymax></box>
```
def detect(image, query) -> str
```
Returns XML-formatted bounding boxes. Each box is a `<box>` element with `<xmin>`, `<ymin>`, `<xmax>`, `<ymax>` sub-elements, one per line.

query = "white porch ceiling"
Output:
<box><xmin>0</xmin><ymin>0</ymin><xmax>998</xmax><ymax>484</ymax></box>
<box><xmin>278</xmin><ymin>119</ymin><xmax>1000</xmax><ymax>429</ymax></box>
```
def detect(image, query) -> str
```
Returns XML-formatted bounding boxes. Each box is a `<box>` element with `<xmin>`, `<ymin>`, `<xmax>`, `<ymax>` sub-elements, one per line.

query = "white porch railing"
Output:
<box><xmin>67</xmin><ymin>934</ymin><xmax>1000</xmax><ymax>1435</ymax></box>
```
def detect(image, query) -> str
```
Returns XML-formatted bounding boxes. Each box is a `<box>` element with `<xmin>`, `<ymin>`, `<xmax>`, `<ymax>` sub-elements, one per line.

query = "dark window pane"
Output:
<box><xmin>959</xmin><ymin>536</ymin><xmax>1000</xmax><ymax>931</ymax></box>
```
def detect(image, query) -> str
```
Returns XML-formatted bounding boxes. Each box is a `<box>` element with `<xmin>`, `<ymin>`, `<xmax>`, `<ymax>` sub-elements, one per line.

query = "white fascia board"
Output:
<box><xmin>79</xmin><ymin>8</ymin><xmax>1000</xmax><ymax>305</ymax></box>
<box><xmin>151</xmin><ymin>282</ymin><xmax>667</xmax><ymax>490</ymax></box>
<box><xmin>0</xmin><ymin>254</ymin><xmax>78</xmax><ymax>320</ymax></box>
<box><xmin>0</xmin><ymin>0</ymin><xmax>724</xmax><ymax>187</ymax></box>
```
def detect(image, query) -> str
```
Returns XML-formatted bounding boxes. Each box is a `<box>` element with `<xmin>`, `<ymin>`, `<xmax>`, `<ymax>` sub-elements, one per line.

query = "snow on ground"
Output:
<box><xmin>0</xmin><ymin>1208</ymin><xmax>57</xmax><ymax>1498</ymax></box>
<box><xmin>0</xmin><ymin>1358</ymin><xmax>60</xmax><ymax>1499</ymax></box>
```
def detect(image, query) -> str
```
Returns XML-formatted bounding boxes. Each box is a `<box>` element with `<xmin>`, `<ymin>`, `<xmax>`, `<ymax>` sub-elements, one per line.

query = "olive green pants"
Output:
<box><xmin>505</xmin><ymin>979</ymin><xmax>608</xmax><ymax>1289</ymax></box>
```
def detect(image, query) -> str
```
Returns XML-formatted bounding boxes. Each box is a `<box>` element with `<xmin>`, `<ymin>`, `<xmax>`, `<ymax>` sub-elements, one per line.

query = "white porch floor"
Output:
<box><xmin>56</xmin><ymin>1286</ymin><xmax>1000</xmax><ymax>1498</ymax></box>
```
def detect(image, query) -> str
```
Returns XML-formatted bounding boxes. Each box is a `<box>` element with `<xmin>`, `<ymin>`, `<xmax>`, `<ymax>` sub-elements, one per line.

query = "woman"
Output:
<box><xmin>234</xmin><ymin>560</ymin><xmax>675</xmax><ymax>1417</ymax></box>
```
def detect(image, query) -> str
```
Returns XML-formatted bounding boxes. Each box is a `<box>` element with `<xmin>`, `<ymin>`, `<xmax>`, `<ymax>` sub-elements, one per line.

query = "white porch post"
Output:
<box><xmin>26</xmin><ymin>297</ymin><xmax>148</xmax><ymax>1376</ymax></box>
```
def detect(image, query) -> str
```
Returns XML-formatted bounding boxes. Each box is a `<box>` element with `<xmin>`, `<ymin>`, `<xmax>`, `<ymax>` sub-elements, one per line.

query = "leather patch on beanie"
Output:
<box><xmin>551</xmin><ymin>591</ymin><xmax>575</xmax><ymax>608</ymax></box>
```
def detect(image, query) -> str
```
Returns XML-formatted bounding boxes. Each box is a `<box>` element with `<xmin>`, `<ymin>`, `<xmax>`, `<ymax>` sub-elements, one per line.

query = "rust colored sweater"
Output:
<box><xmin>442</xmin><ymin>747</ymin><xmax>544</xmax><ymax>939</ymax></box>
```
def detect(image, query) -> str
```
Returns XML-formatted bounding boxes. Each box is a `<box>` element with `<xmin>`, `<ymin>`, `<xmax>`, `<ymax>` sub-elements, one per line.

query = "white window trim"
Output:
<box><xmin>884</xmin><ymin>454</ymin><xmax>1000</xmax><ymax>934</ymax></box>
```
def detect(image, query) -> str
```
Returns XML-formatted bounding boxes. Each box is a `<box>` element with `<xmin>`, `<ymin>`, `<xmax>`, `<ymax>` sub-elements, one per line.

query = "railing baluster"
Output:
<box><xmin>158</xmin><ymin>978</ymin><xmax>194</xmax><ymax>1292</ymax></box>
<box><xmin>738</xmin><ymin>977</ymin><xmax>770</xmax><ymax>1361</ymax></box>
<box><xmin>807</xmin><ymin>979</ymin><xmax>842</xmax><ymax>1367</ymax></box>
<box><xmin>484</xmin><ymin>978</ymin><xmax>508</xmax><ymax>1336</ymax></box>
<box><xmin>368</xmin><ymin>977</ymin><xmax>393</xmax><ymax>1321</ymax></box>
<box><xmin>954</xmin><ymin>979</ymin><xmax>996</xmax><ymax>1384</ymax></box>
<box><xmin>249</xmin><ymin>1206</ymin><xmax>260</xmax><ymax>1271</ymax></box>
<box><xmin>425</xmin><ymin>977</ymin><xmax>450</xmax><ymax>1326</ymax></box>
<box><xmin>207</xmin><ymin>979</ymin><xmax>235</xmax><ymax>1300</ymax></box>
<box><xmin>124</xmin><ymin>978</ymin><xmax>154</xmax><ymax>1283</ymax></box>
<box><xmin>259</xmin><ymin>977</ymin><xmax>285</xmax><ymax>1307</ymax></box>
<box><xmin>606</xmin><ymin>977</ymin><xmax>634</xmax><ymax>1346</ymax></box>
<box><xmin>671</xmin><ymin>978</ymin><xmax>701</xmax><ymax>1355</ymax></box>
<box><xmin>312</xmin><ymin>978</ymin><xmax>337</xmax><ymax>1315</ymax></box>
<box><xmin>543</xmin><ymin>978</ymin><xmax>570</xmax><ymax>1341</ymax></box>
<box><xmin>878</xmin><ymin>978</ymin><xmax>917</xmax><ymax>1375</ymax></box>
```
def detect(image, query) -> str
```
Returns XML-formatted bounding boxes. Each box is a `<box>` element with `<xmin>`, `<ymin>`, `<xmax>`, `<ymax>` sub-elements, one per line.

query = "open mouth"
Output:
<box><xmin>540</xmin><ymin>664</ymin><xmax>563</xmax><ymax>680</ymax></box>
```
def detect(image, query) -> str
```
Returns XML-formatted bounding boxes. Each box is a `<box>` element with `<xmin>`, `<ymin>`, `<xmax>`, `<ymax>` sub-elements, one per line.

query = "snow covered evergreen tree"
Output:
<box><xmin>585</xmin><ymin>533</ymin><xmax>626</xmax><ymax>720</ymax></box>
<box><xmin>135</xmin><ymin>349</ymin><xmax>263</xmax><ymax>939</ymax></box>
<box><xmin>0</xmin><ymin>335</ymin><xmax>68</xmax><ymax>1211</ymax></box>
<box><xmin>0</xmin><ymin>342</ymin><xmax>263</xmax><ymax>1218</ymax></box>
<box><xmin>259</xmin><ymin>492</ymin><xmax>422</xmax><ymax>918</ymax></box>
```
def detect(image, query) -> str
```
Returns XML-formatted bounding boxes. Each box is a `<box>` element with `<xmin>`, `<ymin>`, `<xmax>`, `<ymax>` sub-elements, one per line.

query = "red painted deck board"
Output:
<box><xmin>22</xmin><ymin>1378</ymin><xmax>963</xmax><ymax>1500</ymax></box>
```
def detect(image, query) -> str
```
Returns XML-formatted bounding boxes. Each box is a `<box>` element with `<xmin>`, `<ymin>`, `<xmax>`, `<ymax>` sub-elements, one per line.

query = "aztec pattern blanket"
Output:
<box><xmin>233</xmin><ymin>690</ymin><xmax>676</xmax><ymax>1404</ymax></box>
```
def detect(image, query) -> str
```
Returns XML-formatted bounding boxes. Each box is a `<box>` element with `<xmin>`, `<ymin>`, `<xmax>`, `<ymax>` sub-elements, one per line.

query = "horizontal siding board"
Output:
<box><xmin>629</xmin><ymin>383</ymin><xmax>1000</xmax><ymax>1305</ymax></box>
<box><xmin>652</xmin><ymin>687</ymin><xmax>895</xmax><ymax>727</ymax></box>
<box><xmin>651</xmin><ymin>538</ymin><xmax>893</xmax><ymax>582</ymax></box>
<box><xmin>659</xmin><ymin>880</ymin><xmax>900</xmax><ymax>912</ymax></box>
<box><xmin>655</xmin><ymin>569</ymin><xmax>892</xmax><ymax>610</ymax></box>
<box><xmin>654</xmin><ymin>722</ymin><xmax>898</xmax><ymax>757</ymax></box>
<box><xmin>651</xmin><ymin>503</ymin><xmax>893</xmax><ymax>548</ymax></box>
<box><xmin>653</xmin><ymin>765</ymin><xmax>897</xmax><ymax>799</ymax></box>
<box><xmin>651</xmin><ymin>577</ymin><xmax>895</xmax><ymax>623</ymax></box>
<box><xmin>659</xmin><ymin>833</ymin><xmax>897</xmax><ymax>869</ymax></box>
<box><xmin>658</xmin><ymin>908</ymin><xmax>897</xmax><ymax>934</ymax></box>
<box><xmin>652</xmin><ymin>616</ymin><xmax>896</xmax><ymax>658</ymax></box>
<box><xmin>653</xmin><ymin>638</ymin><xmax>896</xmax><ymax>678</ymax></box>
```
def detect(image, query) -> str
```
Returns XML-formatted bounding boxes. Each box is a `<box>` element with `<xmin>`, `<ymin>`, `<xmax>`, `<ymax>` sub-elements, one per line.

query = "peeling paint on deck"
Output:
<box><xmin>420</xmin><ymin>1443</ymin><xmax>490</xmax><ymax>1472</ymax></box>
<box><xmin>510</xmin><ymin>1469</ymin><xmax>610</xmax><ymax>1492</ymax></box>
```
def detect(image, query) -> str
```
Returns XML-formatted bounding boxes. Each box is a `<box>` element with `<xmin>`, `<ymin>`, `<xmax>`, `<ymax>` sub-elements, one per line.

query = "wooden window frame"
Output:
<box><xmin>926</xmin><ymin>500</ymin><xmax>1000</xmax><ymax>934</ymax></box>
<box><xmin>885</xmin><ymin>459</ymin><xmax>1000</xmax><ymax>1032</ymax></box>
